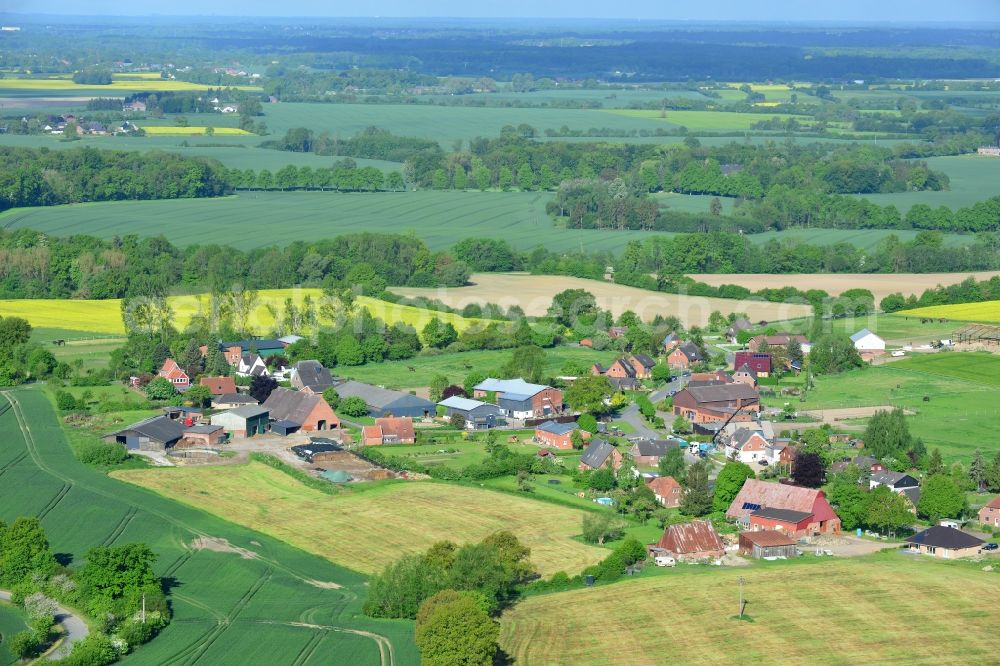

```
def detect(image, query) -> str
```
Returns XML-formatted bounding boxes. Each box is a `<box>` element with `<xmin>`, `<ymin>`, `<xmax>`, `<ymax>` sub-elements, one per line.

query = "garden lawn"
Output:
<box><xmin>112</xmin><ymin>463</ymin><xmax>607</xmax><ymax>577</ymax></box>
<box><xmin>500</xmin><ymin>554</ymin><xmax>1000</xmax><ymax>666</ymax></box>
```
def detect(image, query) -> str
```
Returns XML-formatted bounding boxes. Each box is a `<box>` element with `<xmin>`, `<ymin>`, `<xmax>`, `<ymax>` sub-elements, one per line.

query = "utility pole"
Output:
<box><xmin>737</xmin><ymin>576</ymin><xmax>746</xmax><ymax>619</ymax></box>
<box><xmin>141</xmin><ymin>593</ymin><xmax>146</xmax><ymax>624</ymax></box>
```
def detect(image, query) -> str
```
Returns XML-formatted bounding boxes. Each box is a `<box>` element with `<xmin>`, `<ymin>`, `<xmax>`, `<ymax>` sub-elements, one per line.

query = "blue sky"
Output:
<box><xmin>6</xmin><ymin>0</ymin><xmax>1000</xmax><ymax>21</ymax></box>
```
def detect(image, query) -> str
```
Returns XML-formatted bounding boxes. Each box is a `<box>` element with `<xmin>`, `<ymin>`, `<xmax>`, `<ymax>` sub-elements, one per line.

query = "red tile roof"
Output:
<box><xmin>985</xmin><ymin>496</ymin><xmax>1000</xmax><ymax>510</ymax></box>
<box><xmin>200</xmin><ymin>376</ymin><xmax>237</xmax><ymax>395</ymax></box>
<box><xmin>647</xmin><ymin>476</ymin><xmax>682</xmax><ymax>498</ymax></box>
<box><xmin>656</xmin><ymin>520</ymin><xmax>724</xmax><ymax>554</ymax></box>
<box><xmin>727</xmin><ymin>479</ymin><xmax>838</xmax><ymax>524</ymax></box>
<box><xmin>375</xmin><ymin>417</ymin><xmax>415</xmax><ymax>441</ymax></box>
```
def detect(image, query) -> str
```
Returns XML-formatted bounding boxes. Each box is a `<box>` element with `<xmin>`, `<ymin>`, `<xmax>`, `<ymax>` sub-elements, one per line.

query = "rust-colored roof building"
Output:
<box><xmin>673</xmin><ymin>383</ymin><xmax>760</xmax><ymax>424</ymax></box>
<box><xmin>200</xmin><ymin>376</ymin><xmax>237</xmax><ymax>396</ymax></box>
<box><xmin>363</xmin><ymin>417</ymin><xmax>416</xmax><ymax>445</ymax></box>
<box><xmin>655</xmin><ymin>520</ymin><xmax>725</xmax><ymax>560</ymax></box>
<box><xmin>727</xmin><ymin>479</ymin><xmax>841</xmax><ymax>536</ymax></box>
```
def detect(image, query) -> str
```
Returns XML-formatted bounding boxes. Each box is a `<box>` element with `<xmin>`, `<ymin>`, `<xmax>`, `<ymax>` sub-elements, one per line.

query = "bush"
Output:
<box><xmin>55</xmin><ymin>390</ymin><xmax>82</xmax><ymax>412</ymax></box>
<box><xmin>339</xmin><ymin>396</ymin><xmax>369</xmax><ymax>417</ymax></box>
<box><xmin>58</xmin><ymin>633</ymin><xmax>118</xmax><ymax>666</ymax></box>
<box><xmin>8</xmin><ymin>631</ymin><xmax>40</xmax><ymax>659</ymax></box>
<box><xmin>77</xmin><ymin>440</ymin><xmax>128</xmax><ymax>466</ymax></box>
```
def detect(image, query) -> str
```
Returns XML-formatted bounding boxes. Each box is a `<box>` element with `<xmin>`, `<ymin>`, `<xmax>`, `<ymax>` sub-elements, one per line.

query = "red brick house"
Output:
<box><xmin>262</xmin><ymin>388</ymin><xmax>340</xmax><ymax>433</ymax></box>
<box><xmin>647</xmin><ymin>476</ymin><xmax>683</xmax><ymax>508</ymax></box>
<box><xmin>578</xmin><ymin>439</ymin><xmax>622</xmax><ymax>471</ymax></box>
<box><xmin>363</xmin><ymin>416</ymin><xmax>416</xmax><ymax>445</ymax></box>
<box><xmin>979</xmin><ymin>496</ymin><xmax>1000</xmax><ymax>528</ymax></box>
<box><xmin>629</xmin><ymin>439</ymin><xmax>681</xmax><ymax>466</ymax></box>
<box><xmin>727</xmin><ymin>479</ymin><xmax>841</xmax><ymax>535</ymax></box>
<box><xmin>673</xmin><ymin>384</ymin><xmax>760</xmax><ymax>424</ymax></box>
<box><xmin>654</xmin><ymin>521</ymin><xmax>725</xmax><ymax>560</ymax></box>
<box><xmin>158</xmin><ymin>358</ymin><xmax>190</xmax><ymax>391</ymax></box>
<box><xmin>667</xmin><ymin>342</ymin><xmax>703</xmax><ymax>369</ymax></box>
<box><xmin>733</xmin><ymin>351</ymin><xmax>771</xmax><ymax>377</ymax></box>
<box><xmin>604</xmin><ymin>358</ymin><xmax>638</xmax><ymax>381</ymax></box>
<box><xmin>627</xmin><ymin>354</ymin><xmax>656</xmax><ymax>379</ymax></box>
<box><xmin>199</xmin><ymin>376</ymin><xmax>237</xmax><ymax>396</ymax></box>
<box><xmin>732</xmin><ymin>365</ymin><xmax>758</xmax><ymax>387</ymax></box>
<box><xmin>534</xmin><ymin>420</ymin><xmax>589</xmax><ymax>449</ymax></box>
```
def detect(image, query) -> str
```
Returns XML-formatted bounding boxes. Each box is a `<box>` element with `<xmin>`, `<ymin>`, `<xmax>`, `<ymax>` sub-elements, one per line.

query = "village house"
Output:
<box><xmin>662</xmin><ymin>333</ymin><xmax>680</xmax><ymax>353</ymax></box>
<box><xmin>333</xmin><ymin>380</ymin><xmax>435</xmax><ymax>418</ymax></box>
<box><xmin>210</xmin><ymin>405</ymin><xmax>270</xmax><ymax>438</ymax></box>
<box><xmin>236</xmin><ymin>353</ymin><xmax>269</xmax><ymax>378</ymax></box>
<box><xmin>748</xmin><ymin>334</ymin><xmax>810</xmax><ymax>355</ymax></box>
<box><xmin>979</xmin><ymin>497</ymin><xmax>1000</xmax><ymax>528</ymax></box>
<box><xmin>647</xmin><ymin>475</ymin><xmax>683</xmax><ymax>508</ymax></box>
<box><xmin>653</xmin><ymin>521</ymin><xmax>725</xmax><ymax>561</ymax></box>
<box><xmin>851</xmin><ymin>328</ymin><xmax>886</xmax><ymax>361</ymax></box>
<box><xmin>158</xmin><ymin>358</ymin><xmax>190</xmax><ymax>391</ymax></box>
<box><xmin>724</xmin><ymin>429</ymin><xmax>771</xmax><ymax>464</ymax></box>
<box><xmin>685</xmin><ymin>369</ymin><xmax>732</xmax><ymax>388</ymax></box>
<box><xmin>199</xmin><ymin>376</ymin><xmax>237</xmax><ymax>396</ymax></box>
<box><xmin>534</xmin><ymin>420</ymin><xmax>589</xmax><ymax>449</ymax></box>
<box><xmin>726</xmin><ymin>319</ymin><xmax>753</xmax><ymax>344</ymax></box>
<box><xmin>212</xmin><ymin>393</ymin><xmax>259</xmax><ymax>410</ymax></box>
<box><xmin>628</xmin><ymin>354</ymin><xmax>657</xmax><ymax>379</ymax></box>
<box><xmin>869</xmin><ymin>471</ymin><xmax>919</xmax><ymax>492</ymax></box>
<box><xmin>733</xmin><ymin>351</ymin><xmax>771</xmax><ymax>377</ymax></box>
<box><xmin>592</xmin><ymin>358</ymin><xmax>640</xmax><ymax>391</ymax></box>
<box><xmin>363</xmin><ymin>417</ymin><xmax>416</xmax><ymax>445</ymax></box>
<box><xmin>290</xmin><ymin>360</ymin><xmax>335</xmax><ymax>394</ymax></box>
<box><xmin>578</xmin><ymin>439</ymin><xmax>622</xmax><ymax>471</ymax></box>
<box><xmin>473</xmin><ymin>378</ymin><xmax>563</xmax><ymax>419</ymax></box>
<box><xmin>732</xmin><ymin>364</ymin><xmax>758</xmax><ymax>387</ymax></box>
<box><xmin>219</xmin><ymin>339</ymin><xmax>287</xmax><ymax>364</ymax></box>
<box><xmin>673</xmin><ymin>384</ymin><xmax>760</xmax><ymax>424</ymax></box>
<box><xmin>905</xmin><ymin>526</ymin><xmax>984</xmax><ymax>559</ymax></box>
<box><xmin>727</xmin><ymin>479</ymin><xmax>841</xmax><ymax>536</ymax></box>
<box><xmin>629</xmin><ymin>439</ymin><xmax>682</xmax><ymax>466</ymax></box>
<box><xmin>765</xmin><ymin>441</ymin><xmax>796</xmax><ymax>467</ymax></box>
<box><xmin>667</xmin><ymin>342</ymin><xmax>703</xmax><ymax>369</ymax></box>
<box><xmin>738</xmin><ymin>530</ymin><xmax>798</xmax><ymax>559</ymax></box>
<box><xmin>438</xmin><ymin>396</ymin><xmax>502</xmax><ymax>429</ymax></box>
<box><xmin>263</xmin><ymin>388</ymin><xmax>340</xmax><ymax>434</ymax></box>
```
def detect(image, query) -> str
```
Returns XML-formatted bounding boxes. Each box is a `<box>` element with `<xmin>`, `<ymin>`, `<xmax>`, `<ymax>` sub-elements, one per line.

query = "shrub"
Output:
<box><xmin>77</xmin><ymin>441</ymin><xmax>128</xmax><ymax>466</ymax></box>
<box><xmin>55</xmin><ymin>390</ymin><xmax>82</xmax><ymax>412</ymax></box>
<box><xmin>339</xmin><ymin>396</ymin><xmax>369</xmax><ymax>417</ymax></box>
<box><xmin>8</xmin><ymin>631</ymin><xmax>40</xmax><ymax>659</ymax></box>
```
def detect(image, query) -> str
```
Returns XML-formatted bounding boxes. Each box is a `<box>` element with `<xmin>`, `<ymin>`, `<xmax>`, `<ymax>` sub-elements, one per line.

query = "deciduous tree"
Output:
<box><xmin>713</xmin><ymin>461</ymin><xmax>756</xmax><ymax>512</ymax></box>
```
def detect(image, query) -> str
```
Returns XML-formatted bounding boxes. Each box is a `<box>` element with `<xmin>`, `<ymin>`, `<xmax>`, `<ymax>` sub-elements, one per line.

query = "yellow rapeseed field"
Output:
<box><xmin>899</xmin><ymin>300</ymin><xmax>1000</xmax><ymax>323</ymax></box>
<box><xmin>0</xmin><ymin>289</ymin><xmax>489</xmax><ymax>336</ymax></box>
<box><xmin>140</xmin><ymin>126</ymin><xmax>253</xmax><ymax>136</ymax></box>
<box><xmin>0</xmin><ymin>78</ymin><xmax>262</xmax><ymax>92</ymax></box>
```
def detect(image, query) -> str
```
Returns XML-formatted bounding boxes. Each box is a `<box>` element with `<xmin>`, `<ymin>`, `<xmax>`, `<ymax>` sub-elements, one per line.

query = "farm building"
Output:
<box><xmin>629</xmin><ymin>439</ymin><xmax>682</xmax><ymax>466</ymax></box>
<box><xmin>850</xmin><ymin>328</ymin><xmax>886</xmax><ymax>353</ymax></box>
<box><xmin>211</xmin><ymin>405</ymin><xmax>270</xmax><ymax>438</ymax></box>
<box><xmin>181</xmin><ymin>424</ymin><xmax>226</xmax><ymax>447</ymax></box>
<box><xmin>905</xmin><ymin>526</ymin><xmax>984</xmax><ymax>559</ymax></box>
<box><xmin>212</xmin><ymin>393</ymin><xmax>259</xmax><ymax>410</ymax></box>
<box><xmin>653</xmin><ymin>521</ymin><xmax>725</xmax><ymax>561</ymax></box>
<box><xmin>578</xmin><ymin>439</ymin><xmax>622</xmax><ymax>471</ymax></box>
<box><xmin>726</xmin><ymin>319</ymin><xmax>752</xmax><ymax>343</ymax></box>
<box><xmin>980</xmin><ymin>497</ymin><xmax>1000</xmax><ymax>528</ymax></box>
<box><xmin>291</xmin><ymin>360</ymin><xmax>335</xmax><ymax>394</ymax></box>
<box><xmin>727</xmin><ymin>479</ymin><xmax>841</xmax><ymax>535</ymax></box>
<box><xmin>747</xmin><ymin>507</ymin><xmax>815</xmax><ymax>537</ymax></box>
<box><xmin>473</xmin><ymin>378</ymin><xmax>563</xmax><ymax>419</ymax></box>
<box><xmin>673</xmin><ymin>384</ymin><xmax>760</xmax><ymax>424</ymax></box>
<box><xmin>733</xmin><ymin>351</ymin><xmax>771</xmax><ymax>377</ymax></box>
<box><xmin>438</xmin><ymin>396</ymin><xmax>503</xmax><ymax>429</ymax></box>
<box><xmin>220</xmin><ymin>339</ymin><xmax>286</xmax><ymax>359</ymax></box>
<box><xmin>647</xmin><ymin>475</ymin><xmax>682</xmax><ymax>508</ymax></box>
<box><xmin>534</xmin><ymin>420</ymin><xmax>588</xmax><ymax>449</ymax></box>
<box><xmin>363</xmin><ymin>417</ymin><xmax>416</xmax><ymax>445</ymax></box>
<box><xmin>667</xmin><ymin>342</ymin><xmax>703</xmax><ymax>369</ymax></box>
<box><xmin>158</xmin><ymin>358</ymin><xmax>190</xmax><ymax>391</ymax></box>
<box><xmin>199</xmin><ymin>376</ymin><xmax>237</xmax><ymax>396</ymax></box>
<box><xmin>748</xmin><ymin>334</ymin><xmax>810</xmax><ymax>354</ymax></box>
<box><xmin>738</xmin><ymin>530</ymin><xmax>798</xmax><ymax>559</ymax></box>
<box><xmin>263</xmin><ymin>388</ymin><xmax>340</xmax><ymax>433</ymax></box>
<box><xmin>333</xmin><ymin>380</ymin><xmax>435</xmax><ymax>418</ymax></box>
<box><xmin>106</xmin><ymin>416</ymin><xmax>183</xmax><ymax>451</ymax></box>
<box><xmin>724</xmin><ymin>429</ymin><xmax>771</xmax><ymax>464</ymax></box>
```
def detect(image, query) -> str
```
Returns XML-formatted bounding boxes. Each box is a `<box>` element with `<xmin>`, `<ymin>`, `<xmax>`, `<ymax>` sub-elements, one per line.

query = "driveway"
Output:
<box><xmin>0</xmin><ymin>590</ymin><xmax>89</xmax><ymax>660</ymax></box>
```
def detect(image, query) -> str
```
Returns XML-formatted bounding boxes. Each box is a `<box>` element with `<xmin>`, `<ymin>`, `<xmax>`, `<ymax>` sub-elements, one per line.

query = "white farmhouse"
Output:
<box><xmin>850</xmin><ymin>328</ymin><xmax>885</xmax><ymax>355</ymax></box>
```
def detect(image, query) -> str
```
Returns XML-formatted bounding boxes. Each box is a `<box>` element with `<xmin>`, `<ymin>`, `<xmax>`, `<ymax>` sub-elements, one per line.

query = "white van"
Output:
<box><xmin>655</xmin><ymin>555</ymin><xmax>676</xmax><ymax>567</ymax></box>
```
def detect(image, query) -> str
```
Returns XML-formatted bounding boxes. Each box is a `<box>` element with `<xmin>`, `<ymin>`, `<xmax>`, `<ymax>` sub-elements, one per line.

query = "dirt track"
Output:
<box><xmin>688</xmin><ymin>271</ymin><xmax>1000</xmax><ymax>303</ymax></box>
<box><xmin>804</xmin><ymin>406</ymin><xmax>915</xmax><ymax>428</ymax></box>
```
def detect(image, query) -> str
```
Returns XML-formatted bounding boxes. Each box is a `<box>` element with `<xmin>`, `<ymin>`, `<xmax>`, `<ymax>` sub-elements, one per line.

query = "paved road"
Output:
<box><xmin>0</xmin><ymin>590</ymin><xmax>89</xmax><ymax>660</ymax></box>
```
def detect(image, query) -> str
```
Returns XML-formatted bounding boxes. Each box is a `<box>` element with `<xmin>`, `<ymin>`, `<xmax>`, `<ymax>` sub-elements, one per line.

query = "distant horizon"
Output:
<box><xmin>1</xmin><ymin>0</ymin><xmax>998</xmax><ymax>22</ymax></box>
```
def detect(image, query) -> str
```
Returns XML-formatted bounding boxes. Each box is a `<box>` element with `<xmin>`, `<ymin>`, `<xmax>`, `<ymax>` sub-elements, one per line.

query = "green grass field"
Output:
<box><xmin>898</xmin><ymin>300</ymin><xmax>1000</xmax><ymax>323</ymax></box>
<box><xmin>499</xmin><ymin>554</ymin><xmax>1000</xmax><ymax>665</ymax></box>
<box><xmin>0</xmin><ymin>387</ymin><xmax>417</xmax><ymax>665</ymax></box>
<box><xmin>777</xmin><ymin>352</ymin><xmax>1000</xmax><ymax>461</ymax></box>
<box><xmin>782</xmin><ymin>313</ymin><xmax>962</xmax><ymax>347</ymax></box>
<box><xmin>30</xmin><ymin>327</ymin><xmax>126</xmax><ymax>372</ymax></box>
<box><xmin>606</xmin><ymin>108</ymin><xmax>814</xmax><ymax>131</ymax></box>
<box><xmin>113</xmin><ymin>463</ymin><xmax>607</xmax><ymax>578</ymax></box>
<box><xmin>0</xmin><ymin>191</ymin><xmax>973</xmax><ymax>254</ymax></box>
<box><xmin>854</xmin><ymin>154</ymin><xmax>1000</xmax><ymax>212</ymax></box>
<box><xmin>341</xmin><ymin>347</ymin><xmax>617</xmax><ymax>389</ymax></box>
<box><xmin>0</xmin><ymin>602</ymin><xmax>28</xmax><ymax>666</ymax></box>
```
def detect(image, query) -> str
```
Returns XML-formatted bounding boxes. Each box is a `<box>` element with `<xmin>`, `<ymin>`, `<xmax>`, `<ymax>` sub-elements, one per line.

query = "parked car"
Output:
<box><xmin>758</xmin><ymin>459</ymin><xmax>769</xmax><ymax>466</ymax></box>
<box><xmin>654</xmin><ymin>555</ymin><xmax>676</xmax><ymax>567</ymax></box>
<box><xmin>983</xmin><ymin>542</ymin><xmax>998</xmax><ymax>551</ymax></box>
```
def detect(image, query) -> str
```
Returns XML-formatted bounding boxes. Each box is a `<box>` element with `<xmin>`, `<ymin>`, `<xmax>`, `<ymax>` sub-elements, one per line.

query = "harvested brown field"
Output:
<box><xmin>688</xmin><ymin>271</ymin><xmax>1000</xmax><ymax>304</ymax></box>
<box><xmin>394</xmin><ymin>273</ymin><xmax>812</xmax><ymax>326</ymax></box>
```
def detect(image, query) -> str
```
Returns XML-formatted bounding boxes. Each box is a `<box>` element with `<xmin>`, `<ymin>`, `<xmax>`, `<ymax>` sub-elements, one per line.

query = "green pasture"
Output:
<box><xmin>783</xmin><ymin>314</ymin><xmax>962</xmax><ymax>347</ymax></box>
<box><xmin>606</xmin><ymin>109</ymin><xmax>814</xmax><ymax>131</ymax></box>
<box><xmin>854</xmin><ymin>154</ymin><xmax>1000</xmax><ymax>212</ymax></box>
<box><xmin>1</xmin><ymin>191</ymin><xmax>975</xmax><ymax>255</ymax></box>
<box><xmin>30</xmin><ymin>327</ymin><xmax>125</xmax><ymax>372</ymax></box>
<box><xmin>0</xmin><ymin>387</ymin><xmax>417</xmax><ymax>665</ymax></box>
<box><xmin>780</xmin><ymin>353</ymin><xmax>1000</xmax><ymax>461</ymax></box>
<box><xmin>340</xmin><ymin>346</ymin><xmax>617</xmax><ymax>389</ymax></box>
<box><xmin>0</xmin><ymin>602</ymin><xmax>28</xmax><ymax>666</ymax></box>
